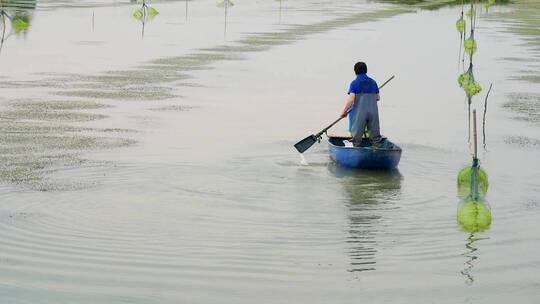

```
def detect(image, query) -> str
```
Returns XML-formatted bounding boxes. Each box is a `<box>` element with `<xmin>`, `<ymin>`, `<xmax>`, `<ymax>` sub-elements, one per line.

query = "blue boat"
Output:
<box><xmin>328</xmin><ymin>136</ymin><xmax>402</xmax><ymax>169</ymax></box>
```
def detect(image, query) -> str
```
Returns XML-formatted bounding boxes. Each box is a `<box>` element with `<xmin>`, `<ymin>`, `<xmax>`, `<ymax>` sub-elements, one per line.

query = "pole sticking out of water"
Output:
<box><xmin>224</xmin><ymin>0</ymin><xmax>228</xmax><ymax>39</ymax></box>
<box><xmin>482</xmin><ymin>83</ymin><xmax>493</xmax><ymax>150</ymax></box>
<box><xmin>185</xmin><ymin>0</ymin><xmax>188</xmax><ymax>22</ymax></box>
<box><xmin>92</xmin><ymin>12</ymin><xmax>95</xmax><ymax>31</ymax></box>
<box><xmin>471</xmin><ymin>109</ymin><xmax>480</xmax><ymax>201</ymax></box>
<box><xmin>141</xmin><ymin>1</ymin><xmax>147</xmax><ymax>38</ymax></box>
<box><xmin>0</xmin><ymin>12</ymin><xmax>6</xmax><ymax>54</ymax></box>
<box><xmin>473</xmin><ymin>109</ymin><xmax>477</xmax><ymax>160</ymax></box>
<box><xmin>279</xmin><ymin>0</ymin><xmax>282</xmax><ymax>24</ymax></box>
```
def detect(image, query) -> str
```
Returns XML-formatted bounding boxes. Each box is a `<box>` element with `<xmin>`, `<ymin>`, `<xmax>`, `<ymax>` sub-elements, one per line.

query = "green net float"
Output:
<box><xmin>13</xmin><ymin>18</ymin><xmax>30</xmax><ymax>34</ymax></box>
<box><xmin>457</xmin><ymin>181</ymin><xmax>488</xmax><ymax>198</ymax></box>
<box><xmin>148</xmin><ymin>7</ymin><xmax>160</xmax><ymax>17</ymax></box>
<box><xmin>458</xmin><ymin>72</ymin><xmax>471</xmax><ymax>88</ymax></box>
<box><xmin>457</xmin><ymin>166</ymin><xmax>489</xmax><ymax>187</ymax></box>
<box><xmin>217</xmin><ymin>0</ymin><xmax>235</xmax><ymax>8</ymax></box>
<box><xmin>457</xmin><ymin>166</ymin><xmax>489</xmax><ymax>194</ymax></box>
<box><xmin>457</xmin><ymin>201</ymin><xmax>492</xmax><ymax>232</ymax></box>
<box><xmin>133</xmin><ymin>9</ymin><xmax>144</xmax><ymax>20</ymax></box>
<box><xmin>456</xmin><ymin>18</ymin><xmax>465</xmax><ymax>33</ymax></box>
<box><xmin>464</xmin><ymin>38</ymin><xmax>477</xmax><ymax>56</ymax></box>
<box><xmin>464</xmin><ymin>81</ymin><xmax>482</xmax><ymax>97</ymax></box>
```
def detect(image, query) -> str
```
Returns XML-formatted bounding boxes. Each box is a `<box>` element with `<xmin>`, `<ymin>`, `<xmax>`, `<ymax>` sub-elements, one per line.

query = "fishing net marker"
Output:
<box><xmin>457</xmin><ymin>110</ymin><xmax>491</xmax><ymax>233</ymax></box>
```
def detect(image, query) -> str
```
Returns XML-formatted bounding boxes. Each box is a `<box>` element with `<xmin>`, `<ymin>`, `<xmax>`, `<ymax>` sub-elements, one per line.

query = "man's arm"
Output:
<box><xmin>341</xmin><ymin>93</ymin><xmax>355</xmax><ymax>118</ymax></box>
<box><xmin>376</xmin><ymin>94</ymin><xmax>380</xmax><ymax>101</ymax></box>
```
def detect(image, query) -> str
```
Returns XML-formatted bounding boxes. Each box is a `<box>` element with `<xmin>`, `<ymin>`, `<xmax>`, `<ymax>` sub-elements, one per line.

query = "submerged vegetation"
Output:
<box><xmin>377</xmin><ymin>0</ymin><xmax>509</xmax><ymax>10</ymax></box>
<box><xmin>493</xmin><ymin>1</ymin><xmax>540</xmax><ymax>132</ymax></box>
<box><xmin>0</xmin><ymin>104</ymin><xmax>134</xmax><ymax>190</ymax></box>
<box><xmin>0</xmin><ymin>4</ymin><xmax>413</xmax><ymax>190</ymax></box>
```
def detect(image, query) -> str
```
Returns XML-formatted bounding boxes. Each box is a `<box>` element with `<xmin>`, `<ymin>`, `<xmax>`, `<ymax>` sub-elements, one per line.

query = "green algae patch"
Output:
<box><xmin>142</xmin><ymin>7</ymin><xmax>411</xmax><ymax>93</ymax></box>
<box><xmin>504</xmin><ymin>136</ymin><xmax>540</xmax><ymax>148</ymax></box>
<box><xmin>378</xmin><ymin>0</ymin><xmax>425</xmax><ymax>4</ymax></box>
<box><xmin>11</xmin><ymin>100</ymin><xmax>108</xmax><ymax>111</ymax></box>
<box><xmin>92</xmin><ymin>69</ymin><xmax>189</xmax><ymax>85</ymax></box>
<box><xmin>4</xmin><ymin>6</ymin><xmax>412</xmax><ymax>106</ymax></box>
<box><xmin>0</xmin><ymin>127</ymin><xmax>135</xmax><ymax>190</ymax></box>
<box><xmin>492</xmin><ymin>3</ymin><xmax>540</xmax><ymax>127</ymax></box>
<box><xmin>0</xmin><ymin>95</ymin><xmax>135</xmax><ymax>190</ymax></box>
<box><xmin>377</xmin><ymin>0</ymin><xmax>509</xmax><ymax>11</ymax></box>
<box><xmin>517</xmin><ymin>74</ymin><xmax>540</xmax><ymax>84</ymax></box>
<box><xmin>457</xmin><ymin>201</ymin><xmax>492</xmax><ymax>233</ymax></box>
<box><xmin>149</xmin><ymin>105</ymin><xmax>197</xmax><ymax>112</ymax></box>
<box><xmin>0</xmin><ymin>4</ymin><xmax>419</xmax><ymax>190</ymax></box>
<box><xmin>5</xmin><ymin>99</ymin><xmax>109</xmax><ymax>122</ymax></box>
<box><xmin>3</xmin><ymin>109</ymin><xmax>107</xmax><ymax>122</ymax></box>
<box><xmin>55</xmin><ymin>88</ymin><xmax>175</xmax><ymax>100</ymax></box>
<box><xmin>149</xmin><ymin>52</ymin><xmax>241</xmax><ymax>72</ymax></box>
<box><xmin>503</xmin><ymin>93</ymin><xmax>540</xmax><ymax>125</ymax></box>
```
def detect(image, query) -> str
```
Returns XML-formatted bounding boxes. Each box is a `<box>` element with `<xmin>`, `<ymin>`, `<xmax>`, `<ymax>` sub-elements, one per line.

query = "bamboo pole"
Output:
<box><xmin>473</xmin><ymin>109</ymin><xmax>477</xmax><ymax>160</ymax></box>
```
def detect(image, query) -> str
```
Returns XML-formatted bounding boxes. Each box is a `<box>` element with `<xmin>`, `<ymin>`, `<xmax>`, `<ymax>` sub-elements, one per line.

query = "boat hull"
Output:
<box><xmin>328</xmin><ymin>137</ymin><xmax>402</xmax><ymax>170</ymax></box>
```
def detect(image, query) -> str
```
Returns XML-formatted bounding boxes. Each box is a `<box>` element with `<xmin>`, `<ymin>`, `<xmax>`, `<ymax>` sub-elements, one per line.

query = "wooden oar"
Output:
<box><xmin>294</xmin><ymin>75</ymin><xmax>395</xmax><ymax>154</ymax></box>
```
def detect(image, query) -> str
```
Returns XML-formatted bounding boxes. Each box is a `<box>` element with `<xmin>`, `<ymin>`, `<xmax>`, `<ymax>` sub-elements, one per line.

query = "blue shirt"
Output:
<box><xmin>347</xmin><ymin>74</ymin><xmax>379</xmax><ymax>95</ymax></box>
<box><xmin>347</xmin><ymin>74</ymin><xmax>379</xmax><ymax>132</ymax></box>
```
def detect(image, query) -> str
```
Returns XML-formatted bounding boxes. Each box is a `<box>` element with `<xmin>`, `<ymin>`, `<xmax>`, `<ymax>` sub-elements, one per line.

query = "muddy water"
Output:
<box><xmin>0</xmin><ymin>0</ymin><xmax>539</xmax><ymax>303</ymax></box>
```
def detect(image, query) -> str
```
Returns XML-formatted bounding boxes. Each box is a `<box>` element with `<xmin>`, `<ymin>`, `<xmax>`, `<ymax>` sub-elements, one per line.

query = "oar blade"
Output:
<box><xmin>294</xmin><ymin>135</ymin><xmax>318</xmax><ymax>154</ymax></box>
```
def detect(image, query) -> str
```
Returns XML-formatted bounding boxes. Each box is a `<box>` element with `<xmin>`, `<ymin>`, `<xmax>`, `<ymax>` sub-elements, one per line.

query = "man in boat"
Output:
<box><xmin>340</xmin><ymin>61</ymin><xmax>383</xmax><ymax>147</ymax></box>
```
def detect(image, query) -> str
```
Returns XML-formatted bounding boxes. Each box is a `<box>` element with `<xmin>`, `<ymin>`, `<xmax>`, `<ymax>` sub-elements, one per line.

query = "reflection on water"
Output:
<box><xmin>216</xmin><ymin>0</ymin><xmax>233</xmax><ymax>38</ymax></box>
<box><xmin>184</xmin><ymin>0</ymin><xmax>188</xmax><ymax>21</ymax></box>
<box><xmin>278</xmin><ymin>0</ymin><xmax>283</xmax><ymax>24</ymax></box>
<box><xmin>329</xmin><ymin>164</ymin><xmax>402</xmax><ymax>274</ymax></box>
<box><xmin>0</xmin><ymin>0</ymin><xmax>35</xmax><ymax>54</ymax></box>
<box><xmin>132</xmin><ymin>0</ymin><xmax>159</xmax><ymax>38</ymax></box>
<box><xmin>460</xmin><ymin>233</ymin><xmax>489</xmax><ymax>285</ymax></box>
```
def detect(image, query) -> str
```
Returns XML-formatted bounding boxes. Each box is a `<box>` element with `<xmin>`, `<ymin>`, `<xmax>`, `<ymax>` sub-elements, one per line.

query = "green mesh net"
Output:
<box><xmin>133</xmin><ymin>8</ymin><xmax>144</xmax><ymax>20</ymax></box>
<box><xmin>464</xmin><ymin>36</ymin><xmax>477</xmax><ymax>56</ymax></box>
<box><xmin>12</xmin><ymin>17</ymin><xmax>30</xmax><ymax>34</ymax></box>
<box><xmin>217</xmin><ymin>0</ymin><xmax>235</xmax><ymax>8</ymax></box>
<box><xmin>465</xmin><ymin>8</ymin><xmax>476</xmax><ymax>18</ymax></box>
<box><xmin>456</xmin><ymin>17</ymin><xmax>465</xmax><ymax>34</ymax></box>
<box><xmin>133</xmin><ymin>5</ymin><xmax>159</xmax><ymax>20</ymax></box>
<box><xmin>458</xmin><ymin>64</ymin><xmax>482</xmax><ymax>98</ymax></box>
<box><xmin>457</xmin><ymin>200</ymin><xmax>492</xmax><ymax>232</ymax></box>
<box><xmin>148</xmin><ymin>7</ymin><xmax>159</xmax><ymax>17</ymax></box>
<box><xmin>457</xmin><ymin>164</ymin><xmax>489</xmax><ymax>197</ymax></box>
<box><xmin>457</xmin><ymin>159</ymin><xmax>491</xmax><ymax>232</ymax></box>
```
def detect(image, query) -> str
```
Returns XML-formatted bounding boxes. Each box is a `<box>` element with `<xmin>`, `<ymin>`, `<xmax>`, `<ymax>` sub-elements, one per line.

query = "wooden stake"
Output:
<box><xmin>473</xmin><ymin>109</ymin><xmax>477</xmax><ymax>160</ymax></box>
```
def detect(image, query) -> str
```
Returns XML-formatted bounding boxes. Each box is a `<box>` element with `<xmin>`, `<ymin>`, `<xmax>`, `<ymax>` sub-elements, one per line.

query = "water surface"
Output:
<box><xmin>0</xmin><ymin>0</ymin><xmax>539</xmax><ymax>303</ymax></box>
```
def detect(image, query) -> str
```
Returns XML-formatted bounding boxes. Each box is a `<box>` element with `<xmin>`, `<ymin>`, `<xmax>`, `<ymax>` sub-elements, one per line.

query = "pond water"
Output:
<box><xmin>0</xmin><ymin>0</ymin><xmax>539</xmax><ymax>303</ymax></box>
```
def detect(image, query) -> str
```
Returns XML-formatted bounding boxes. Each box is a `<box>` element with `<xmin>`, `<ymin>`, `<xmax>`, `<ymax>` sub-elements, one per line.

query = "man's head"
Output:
<box><xmin>354</xmin><ymin>62</ymin><xmax>367</xmax><ymax>75</ymax></box>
